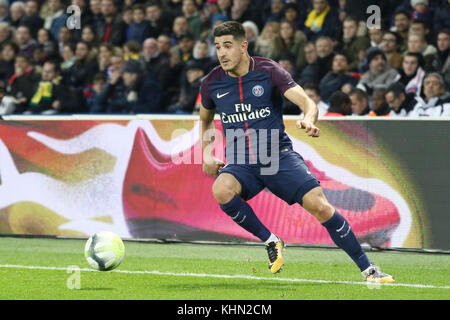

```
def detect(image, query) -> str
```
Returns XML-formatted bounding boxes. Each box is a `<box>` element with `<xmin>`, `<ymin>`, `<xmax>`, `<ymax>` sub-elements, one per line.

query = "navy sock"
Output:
<box><xmin>220</xmin><ymin>195</ymin><xmax>271</xmax><ymax>242</ymax></box>
<box><xmin>322</xmin><ymin>211</ymin><xmax>371</xmax><ymax>271</ymax></box>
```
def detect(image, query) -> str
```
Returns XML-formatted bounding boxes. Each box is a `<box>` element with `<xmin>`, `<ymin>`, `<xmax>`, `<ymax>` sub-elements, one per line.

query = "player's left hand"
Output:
<box><xmin>297</xmin><ymin>120</ymin><xmax>320</xmax><ymax>137</ymax></box>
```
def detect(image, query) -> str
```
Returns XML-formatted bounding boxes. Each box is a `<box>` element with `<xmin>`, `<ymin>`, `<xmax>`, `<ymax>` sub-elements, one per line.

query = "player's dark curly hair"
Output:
<box><xmin>213</xmin><ymin>21</ymin><xmax>246</xmax><ymax>41</ymax></box>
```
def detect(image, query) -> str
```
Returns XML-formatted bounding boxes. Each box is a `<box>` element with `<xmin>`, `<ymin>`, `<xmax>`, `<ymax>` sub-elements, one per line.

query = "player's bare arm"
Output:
<box><xmin>200</xmin><ymin>104</ymin><xmax>225</xmax><ymax>175</ymax></box>
<box><xmin>284</xmin><ymin>85</ymin><xmax>320</xmax><ymax>137</ymax></box>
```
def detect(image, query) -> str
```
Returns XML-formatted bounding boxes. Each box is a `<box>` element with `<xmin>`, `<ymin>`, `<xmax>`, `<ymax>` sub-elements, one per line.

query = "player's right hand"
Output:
<box><xmin>202</xmin><ymin>157</ymin><xmax>225</xmax><ymax>175</ymax></box>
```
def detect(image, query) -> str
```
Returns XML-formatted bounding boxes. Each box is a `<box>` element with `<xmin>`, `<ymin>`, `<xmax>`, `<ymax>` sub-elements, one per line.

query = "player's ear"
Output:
<box><xmin>241</xmin><ymin>40</ymin><xmax>248</xmax><ymax>54</ymax></box>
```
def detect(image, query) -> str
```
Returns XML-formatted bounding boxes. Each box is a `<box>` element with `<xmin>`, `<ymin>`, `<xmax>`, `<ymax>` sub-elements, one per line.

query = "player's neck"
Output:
<box><xmin>227</xmin><ymin>54</ymin><xmax>251</xmax><ymax>78</ymax></box>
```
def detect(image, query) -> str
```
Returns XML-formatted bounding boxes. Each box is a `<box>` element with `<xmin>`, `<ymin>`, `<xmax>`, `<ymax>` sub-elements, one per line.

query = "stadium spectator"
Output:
<box><xmin>338</xmin><ymin>16</ymin><xmax>370</xmax><ymax>71</ymax></box>
<box><xmin>141</xmin><ymin>37</ymin><xmax>171</xmax><ymax>89</ymax></box>
<box><xmin>60</xmin><ymin>43</ymin><xmax>76</xmax><ymax>71</ymax></box>
<box><xmin>410</xmin><ymin>19</ymin><xmax>432</xmax><ymax>43</ymax></box>
<box><xmin>26</xmin><ymin>60</ymin><xmax>79</xmax><ymax>114</ymax></box>
<box><xmin>349</xmin><ymin>88</ymin><xmax>370</xmax><ymax>115</ymax></box>
<box><xmin>43</xmin><ymin>0</ymin><xmax>67</xmax><ymax>40</ymax></box>
<box><xmin>410</xmin><ymin>72</ymin><xmax>450</xmax><ymax>116</ymax></box>
<box><xmin>95</xmin><ymin>54</ymin><xmax>128</xmax><ymax>113</ymax></box>
<box><xmin>85</xmin><ymin>72</ymin><xmax>106</xmax><ymax>113</ymax></box>
<box><xmin>433</xmin><ymin>0</ymin><xmax>450</xmax><ymax>32</ymax></box>
<box><xmin>319</xmin><ymin>53</ymin><xmax>358</xmax><ymax>103</ymax></box>
<box><xmin>192</xmin><ymin>39</ymin><xmax>216</xmax><ymax>73</ymax></box>
<box><xmin>368</xmin><ymin>27</ymin><xmax>384</xmax><ymax>48</ymax></box>
<box><xmin>411</xmin><ymin>0</ymin><xmax>432</xmax><ymax>26</ymax></box>
<box><xmin>97</xmin><ymin>42</ymin><xmax>114</xmax><ymax>74</ymax></box>
<box><xmin>9</xmin><ymin>1</ymin><xmax>25</xmax><ymax>29</ymax></box>
<box><xmin>122</xmin><ymin>59</ymin><xmax>164</xmax><ymax>113</ymax></box>
<box><xmin>357</xmin><ymin>47</ymin><xmax>399</xmax><ymax>94</ymax></box>
<box><xmin>145</xmin><ymin>1</ymin><xmax>173</xmax><ymax>38</ymax></box>
<box><xmin>278</xmin><ymin>53</ymin><xmax>301</xmax><ymax>115</ymax></box>
<box><xmin>89</xmin><ymin>0</ymin><xmax>103</xmax><ymax>27</ymax></box>
<box><xmin>170</xmin><ymin>31</ymin><xmax>195</xmax><ymax>63</ymax></box>
<box><xmin>303</xmin><ymin>82</ymin><xmax>329</xmax><ymax>116</ymax></box>
<box><xmin>254</xmin><ymin>22</ymin><xmax>282</xmax><ymax>61</ymax></box>
<box><xmin>0</xmin><ymin>79</ymin><xmax>15</xmax><ymax>114</ymax></box>
<box><xmin>167</xmin><ymin>0</ymin><xmax>183</xmax><ymax>18</ymax></box>
<box><xmin>167</xmin><ymin>59</ymin><xmax>204</xmax><ymax>113</ymax></box>
<box><xmin>304</xmin><ymin>0</ymin><xmax>341</xmax><ymax>41</ymax></box>
<box><xmin>265</xmin><ymin>0</ymin><xmax>285</xmax><ymax>24</ymax></box>
<box><xmin>0</xmin><ymin>22</ymin><xmax>11</xmax><ymax>50</ymax></box>
<box><xmin>385</xmin><ymin>82</ymin><xmax>419</xmax><ymax>116</ymax></box>
<box><xmin>242</xmin><ymin>20</ymin><xmax>259</xmax><ymax>56</ymax></box>
<box><xmin>96</xmin><ymin>0</ymin><xmax>127</xmax><ymax>46</ymax></box>
<box><xmin>66</xmin><ymin>41</ymin><xmax>99</xmax><ymax>88</ymax></box>
<box><xmin>432</xmin><ymin>28</ymin><xmax>450</xmax><ymax>89</ymax></box>
<box><xmin>230</xmin><ymin>0</ymin><xmax>263</xmax><ymax>31</ymax></box>
<box><xmin>217</xmin><ymin>0</ymin><xmax>231</xmax><ymax>19</ymax></box>
<box><xmin>182</xmin><ymin>0</ymin><xmax>203</xmax><ymax>39</ymax></box>
<box><xmin>298</xmin><ymin>41</ymin><xmax>319</xmax><ymax>85</ymax></box>
<box><xmin>170</xmin><ymin>16</ymin><xmax>190</xmax><ymax>46</ymax></box>
<box><xmin>156</xmin><ymin>34</ymin><xmax>172</xmax><ymax>58</ymax></box>
<box><xmin>8</xmin><ymin>54</ymin><xmax>39</xmax><ymax>113</ymax></box>
<box><xmin>0</xmin><ymin>0</ymin><xmax>8</xmax><ymax>23</ymax></box>
<box><xmin>203</xmin><ymin>0</ymin><xmax>220</xmax><ymax>24</ymax></box>
<box><xmin>368</xmin><ymin>87</ymin><xmax>391</xmax><ymax>116</ymax></box>
<box><xmin>81</xmin><ymin>25</ymin><xmax>99</xmax><ymax>48</ymax></box>
<box><xmin>127</xmin><ymin>4</ymin><xmax>151</xmax><ymax>44</ymax></box>
<box><xmin>397</xmin><ymin>52</ymin><xmax>426</xmax><ymax>96</ymax></box>
<box><xmin>21</xmin><ymin>0</ymin><xmax>44</xmax><ymax>39</ymax></box>
<box><xmin>323</xmin><ymin>91</ymin><xmax>352</xmax><ymax>116</ymax></box>
<box><xmin>15</xmin><ymin>25</ymin><xmax>38</xmax><ymax>60</ymax></box>
<box><xmin>123</xmin><ymin>41</ymin><xmax>141</xmax><ymax>61</ymax></box>
<box><xmin>282</xmin><ymin>3</ymin><xmax>306</xmax><ymax>32</ymax></box>
<box><xmin>381</xmin><ymin>31</ymin><xmax>403</xmax><ymax>69</ymax></box>
<box><xmin>407</xmin><ymin>32</ymin><xmax>436</xmax><ymax>71</ymax></box>
<box><xmin>0</xmin><ymin>42</ymin><xmax>18</xmax><ymax>82</ymax></box>
<box><xmin>279</xmin><ymin>20</ymin><xmax>307</xmax><ymax>71</ymax></box>
<box><xmin>57</xmin><ymin>26</ymin><xmax>74</xmax><ymax>56</ymax></box>
<box><xmin>315</xmin><ymin>36</ymin><xmax>335</xmax><ymax>81</ymax></box>
<box><xmin>392</xmin><ymin>10</ymin><xmax>411</xmax><ymax>52</ymax></box>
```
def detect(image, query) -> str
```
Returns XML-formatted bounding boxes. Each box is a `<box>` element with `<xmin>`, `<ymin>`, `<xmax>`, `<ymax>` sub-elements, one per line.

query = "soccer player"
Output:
<box><xmin>199</xmin><ymin>21</ymin><xmax>394</xmax><ymax>283</ymax></box>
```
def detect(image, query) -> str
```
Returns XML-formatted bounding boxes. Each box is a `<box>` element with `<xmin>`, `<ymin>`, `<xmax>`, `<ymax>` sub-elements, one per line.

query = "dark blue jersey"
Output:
<box><xmin>200</xmin><ymin>56</ymin><xmax>298</xmax><ymax>165</ymax></box>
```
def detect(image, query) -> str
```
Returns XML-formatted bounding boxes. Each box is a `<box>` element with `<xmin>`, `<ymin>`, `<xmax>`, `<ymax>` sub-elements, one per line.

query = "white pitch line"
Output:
<box><xmin>1</xmin><ymin>264</ymin><xmax>449</xmax><ymax>290</ymax></box>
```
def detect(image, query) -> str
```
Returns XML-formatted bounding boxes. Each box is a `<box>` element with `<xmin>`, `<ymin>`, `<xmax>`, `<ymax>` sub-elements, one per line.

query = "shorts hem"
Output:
<box><xmin>291</xmin><ymin>179</ymin><xmax>321</xmax><ymax>206</ymax></box>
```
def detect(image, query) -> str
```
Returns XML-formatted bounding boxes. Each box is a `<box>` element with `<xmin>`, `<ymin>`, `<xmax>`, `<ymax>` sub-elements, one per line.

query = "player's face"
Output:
<box><xmin>214</xmin><ymin>35</ymin><xmax>246</xmax><ymax>72</ymax></box>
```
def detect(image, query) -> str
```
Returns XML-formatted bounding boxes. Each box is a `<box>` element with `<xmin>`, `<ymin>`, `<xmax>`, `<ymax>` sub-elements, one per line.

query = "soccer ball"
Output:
<box><xmin>84</xmin><ymin>231</ymin><xmax>125</xmax><ymax>271</ymax></box>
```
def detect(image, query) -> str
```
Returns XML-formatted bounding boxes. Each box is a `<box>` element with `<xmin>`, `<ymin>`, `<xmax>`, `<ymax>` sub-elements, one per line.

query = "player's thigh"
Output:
<box><xmin>301</xmin><ymin>186</ymin><xmax>335</xmax><ymax>223</ymax></box>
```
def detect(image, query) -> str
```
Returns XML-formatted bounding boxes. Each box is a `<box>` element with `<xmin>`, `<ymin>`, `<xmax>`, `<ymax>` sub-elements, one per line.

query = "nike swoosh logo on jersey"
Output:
<box><xmin>217</xmin><ymin>92</ymin><xmax>230</xmax><ymax>99</ymax></box>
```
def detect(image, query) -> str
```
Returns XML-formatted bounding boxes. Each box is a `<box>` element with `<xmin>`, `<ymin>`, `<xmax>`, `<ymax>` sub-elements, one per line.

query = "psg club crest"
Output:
<box><xmin>252</xmin><ymin>85</ymin><xmax>264</xmax><ymax>97</ymax></box>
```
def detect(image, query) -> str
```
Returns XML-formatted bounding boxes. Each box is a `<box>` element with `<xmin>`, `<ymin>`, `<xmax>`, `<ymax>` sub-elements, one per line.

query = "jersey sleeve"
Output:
<box><xmin>200</xmin><ymin>76</ymin><xmax>216</xmax><ymax>110</ymax></box>
<box><xmin>270</xmin><ymin>60</ymin><xmax>298</xmax><ymax>95</ymax></box>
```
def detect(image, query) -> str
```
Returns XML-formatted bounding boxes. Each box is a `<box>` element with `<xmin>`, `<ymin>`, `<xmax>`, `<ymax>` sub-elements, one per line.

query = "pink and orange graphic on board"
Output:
<box><xmin>0</xmin><ymin>120</ymin><xmax>422</xmax><ymax>248</ymax></box>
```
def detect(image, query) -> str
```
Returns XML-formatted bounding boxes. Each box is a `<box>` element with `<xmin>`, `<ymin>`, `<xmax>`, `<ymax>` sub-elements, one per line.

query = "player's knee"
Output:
<box><xmin>312</xmin><ymin>202</ymin><xmax>334</xmax><ymax>223</ymax></box>
<box><xmin>302</xmin><ymin>190</ymin><xmax>334</xmax><ymax>223</ymax></box>
<box><xmin>212</xmin><ymin>180</ymin><xmax>236</xmax><ymax>204</ymax></box>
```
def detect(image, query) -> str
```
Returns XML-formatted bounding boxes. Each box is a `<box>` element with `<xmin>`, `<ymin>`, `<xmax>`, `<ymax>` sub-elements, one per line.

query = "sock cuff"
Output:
<box><xmin>219</xmin><ymin>195</ymin><xmax>242</xmax><ymax>213</ymax></box>
<box><xmin>321</xmin><ymin>211</ymin><xmax>342</xmax><ymax>229</ymax></box>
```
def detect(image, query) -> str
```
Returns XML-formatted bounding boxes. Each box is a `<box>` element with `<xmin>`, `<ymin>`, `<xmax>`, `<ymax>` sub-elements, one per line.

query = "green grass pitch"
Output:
<box><xmin>0</xmin><ymin>237</ymin><xmax>449</xmax><ymax>300</ymax></box>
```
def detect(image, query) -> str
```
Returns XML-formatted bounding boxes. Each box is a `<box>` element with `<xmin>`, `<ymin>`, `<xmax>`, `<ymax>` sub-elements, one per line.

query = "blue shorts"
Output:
<box><xmin>218</xmin><ymin>149</ymin><xmax>320</xmax><ymax>205</ymax></box>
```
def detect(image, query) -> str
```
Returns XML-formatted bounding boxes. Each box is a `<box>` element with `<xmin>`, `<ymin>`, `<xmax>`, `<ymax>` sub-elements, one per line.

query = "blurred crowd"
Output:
<box><xmin>0</xmin><ymin>0</ymin><xmax>449</xmax><ymax>117</ymax></box>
